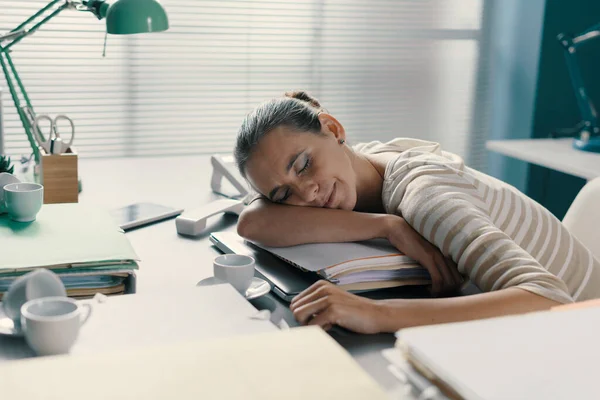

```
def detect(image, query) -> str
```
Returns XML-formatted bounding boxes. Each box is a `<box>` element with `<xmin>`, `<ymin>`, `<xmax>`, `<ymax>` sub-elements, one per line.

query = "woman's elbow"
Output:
<box><xmin>236</xmin><ymin>209</ymin><xmax>259</xmax><ymax>240</ymax></box>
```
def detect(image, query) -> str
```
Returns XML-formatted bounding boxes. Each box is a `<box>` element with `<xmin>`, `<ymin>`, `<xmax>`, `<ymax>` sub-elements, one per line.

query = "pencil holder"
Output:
<box><xmin>39</xmin><ymin>146</ymin><xmax>78</xmax><ymax>204</ymax></box>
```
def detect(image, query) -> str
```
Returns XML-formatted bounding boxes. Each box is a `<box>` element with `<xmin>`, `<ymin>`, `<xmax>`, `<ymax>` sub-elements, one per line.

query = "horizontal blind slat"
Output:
<box><xmin>1</xmin><ymin>0</ymin><xmax>487</xmax><ymax>170</ymax></box>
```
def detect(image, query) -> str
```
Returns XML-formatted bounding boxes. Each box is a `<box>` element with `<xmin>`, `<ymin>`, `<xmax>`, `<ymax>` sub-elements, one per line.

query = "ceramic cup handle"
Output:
<box><xmin>79</xmin><ymin>303</ymin><xmax>92</xmax><ymax>326</ymax></box>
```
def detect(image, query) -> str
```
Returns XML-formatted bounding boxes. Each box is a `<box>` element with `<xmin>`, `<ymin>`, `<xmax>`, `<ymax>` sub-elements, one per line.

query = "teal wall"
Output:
<box><xmin>527</xmin><ymin>0</ymin><xmax>600</xmax><ymax>219</ymax></box>
<box><xmin>486</xmin><ymin>0</ymin><xmax>547</xmax><ymax>194</ymax></box>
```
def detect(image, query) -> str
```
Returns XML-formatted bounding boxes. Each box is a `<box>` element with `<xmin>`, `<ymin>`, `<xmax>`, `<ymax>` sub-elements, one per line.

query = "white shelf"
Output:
<box><xmin>486</xmin><ymin>138</ymin><xmax>600</xmax><ymax>181</ymax></box>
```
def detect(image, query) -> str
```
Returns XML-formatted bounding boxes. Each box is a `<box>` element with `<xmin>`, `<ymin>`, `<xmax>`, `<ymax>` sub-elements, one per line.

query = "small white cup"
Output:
<box><xmin>21</xmin><ymin>297</ymin><xmax>92</xmax><ymax>356</ymax></box>
<box><xmin>213</xmin><ymin>254</ymin><xmax>255</xmax><ymax>294</ymax></box>
<box><xmin>2</xmin><ymin>269</ymin><xmax>67</xmax><ymax>324</ymax></box>
<box><xmin>4</xmin><ymin>182</ymin><xmax>43</xmax><ymax>222</ymax></box>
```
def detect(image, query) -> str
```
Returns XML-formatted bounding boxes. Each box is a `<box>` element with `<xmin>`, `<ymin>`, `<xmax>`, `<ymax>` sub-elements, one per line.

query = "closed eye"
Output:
<box><xmin>272</xmin><ymin>155</ymin><xmax>310</xmax><ymax>203</ymax></box>
<box><xmin>298</xmin><ymin>156</ymin><xmax>311</xmax><ymax>175</ymax></box>
<box><xmin>277</xmin><ymin>189</ymin><xmax>291</xmax><ymax>203</ymax></box>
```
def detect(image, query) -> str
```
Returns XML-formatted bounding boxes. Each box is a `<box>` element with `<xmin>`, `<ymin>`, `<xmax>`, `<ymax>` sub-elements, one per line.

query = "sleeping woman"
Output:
<box><xmin>232</xmin><ymin>91</ymin><xmax>600</xmax><ymax>334</ymax></box>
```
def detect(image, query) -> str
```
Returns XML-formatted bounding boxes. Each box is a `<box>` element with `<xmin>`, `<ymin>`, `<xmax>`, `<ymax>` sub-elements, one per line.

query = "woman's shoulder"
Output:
<box><xmin>354</xmin><ymin>137</ymin><xmax>465</xmax><ymax>176</ymax></box>
<box><xmin>352</xmin><ymin>137</ymin><xmax>443</xmax><ymax>156</ymax></box>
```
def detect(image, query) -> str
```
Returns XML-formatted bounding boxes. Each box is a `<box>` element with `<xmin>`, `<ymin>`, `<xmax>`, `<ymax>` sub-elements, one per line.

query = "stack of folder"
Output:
<box><xmin>252</xmin><ymin>238</ymin><xmax>430</xmax><ymax>291</ymax></box>
<box><xmin>0</xmin><ymin>203</ymin><xmax>139</xmax><ymax>298</ymax></box>
<box><xmin>384</xmin><ymin>305</ymin><xmax>600</xmax><ymax>400</ymax></box>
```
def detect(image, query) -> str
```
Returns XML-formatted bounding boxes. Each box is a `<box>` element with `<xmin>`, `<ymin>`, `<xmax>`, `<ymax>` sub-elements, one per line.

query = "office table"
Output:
<box><xmin>1</xmin><ymin>154</ymin><xmax>459</xmax><ymax>397</ymax></box>
<box><xmin>73</xmin><ymin>155</ymin><xmax>407</xmax><ymax>393</ymax></box>
<box><xmin>486</xmin><ymin>138</ymin><xmax>600</xmax><ymax>181</ymax></box>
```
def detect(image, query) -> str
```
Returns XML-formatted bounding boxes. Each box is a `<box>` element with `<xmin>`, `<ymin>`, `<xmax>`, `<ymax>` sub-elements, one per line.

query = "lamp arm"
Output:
<box><xmin>4</xmin><ymin>1</ymin><xmax>73</xmax><ymax>51</ymax></box>
<box><xmin>0</xmin><ymin>54</ymin><xmax>40</xmax><ymax>162</ymax></box>
<box><xmin>573</xmin><ymin>22</ymin><xmax>600</xmax><ymax>45</ymax></box>
<box><xmin>0</xmin><ymin>0</ymin><xmax>110</xmax><ymax>163</ymax></box>
<box><xmin>557</xmin><ymin>23</ymin><xmax>600</xmax><ymax>136</ymax></box>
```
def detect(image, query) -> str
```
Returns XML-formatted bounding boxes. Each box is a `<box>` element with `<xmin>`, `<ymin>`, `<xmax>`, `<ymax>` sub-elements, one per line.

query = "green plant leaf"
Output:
<box><xmin>0</xmin><ymin>155</ymin><xmax>15</xmax><ymax>174</ymax></box>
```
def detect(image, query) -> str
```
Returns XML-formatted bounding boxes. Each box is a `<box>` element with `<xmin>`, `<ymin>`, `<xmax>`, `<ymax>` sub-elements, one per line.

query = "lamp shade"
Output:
<box><xmin>106</xmin><ymin>0</ymin><xmax>169</xmax><ymax>35</ymax></box>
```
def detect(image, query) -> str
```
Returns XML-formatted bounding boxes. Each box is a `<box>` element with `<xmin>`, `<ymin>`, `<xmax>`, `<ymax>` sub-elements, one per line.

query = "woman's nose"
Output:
<box><xmin>297</xmin><ymin>180</ymin><xmax>319</xmax><ymax>203</ymax></box>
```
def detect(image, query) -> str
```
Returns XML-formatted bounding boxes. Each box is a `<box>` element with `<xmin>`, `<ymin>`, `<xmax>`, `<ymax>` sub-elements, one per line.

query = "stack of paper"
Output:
<box><xmin>0</xmin><ymin>326</ymin><xmax>389</xmax><ymax>400</ymax></box>
<box><xmin>391</xmin><ymin>306</ymin><xmax>600</xmax><ymax>400</ymax></box>
<box><xmin>252</xmin><ymin>238</ymin><xmax>430</xmax><ymax>291</ymax></box>
<box><xmin>0</xmin><ymin>203</ymin><xmax>139</xmax><ymax>298</ymax></box>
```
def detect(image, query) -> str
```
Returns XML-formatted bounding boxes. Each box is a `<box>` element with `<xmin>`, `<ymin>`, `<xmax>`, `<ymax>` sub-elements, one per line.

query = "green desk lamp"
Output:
<box><xmin>0</xmin><ymin>0</ymin><xmax>168</xmax><ymax>164</ymax></box>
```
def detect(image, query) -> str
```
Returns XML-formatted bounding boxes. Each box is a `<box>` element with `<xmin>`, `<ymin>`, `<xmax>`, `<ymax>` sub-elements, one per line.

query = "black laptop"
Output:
<box><xmin>209</xmin><ymin>232</ymin><xmax>319</xmax><ymax>302</ymax></box>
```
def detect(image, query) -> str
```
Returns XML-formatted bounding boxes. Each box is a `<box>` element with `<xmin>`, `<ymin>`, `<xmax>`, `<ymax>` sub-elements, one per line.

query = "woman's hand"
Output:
<box><xmin>384</xmin><ymin>215</ymin><xmax>463</xmax><ymax>296</ymax></box>
<box><xmin>290</xmin><ymin>280</ymin><xmax>387</xmax><ymax>334</ymax></box>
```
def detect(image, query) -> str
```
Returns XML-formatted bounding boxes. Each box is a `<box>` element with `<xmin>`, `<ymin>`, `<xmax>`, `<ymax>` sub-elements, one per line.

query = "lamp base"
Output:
<box><xmin>573</xmin><ymin>137</ymin><xmax>600</xmax><ymax>153</ymax></box>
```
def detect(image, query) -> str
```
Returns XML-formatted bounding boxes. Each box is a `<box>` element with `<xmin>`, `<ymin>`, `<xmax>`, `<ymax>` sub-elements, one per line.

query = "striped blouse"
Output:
<box><xmin>355</xmin><ymin>138</ymin><xmax>600</xmax><ymax>303</ymax></box>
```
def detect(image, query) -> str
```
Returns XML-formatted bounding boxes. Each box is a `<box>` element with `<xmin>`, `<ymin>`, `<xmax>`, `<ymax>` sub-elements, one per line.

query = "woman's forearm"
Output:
<box><xmin>237</xmin><ymin>199</ymin><xmax>393</xmax><ymax>247</ymax></box>
<box><xmin>377</xmin><ymin>288</ymin><xmax>561</xmax><ymax>332</ymax></box>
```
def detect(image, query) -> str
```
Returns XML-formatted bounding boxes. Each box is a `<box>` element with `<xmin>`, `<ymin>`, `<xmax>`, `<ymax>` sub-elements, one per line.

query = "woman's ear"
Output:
<box><xmin>318</xmin><ymin>113</ymin><xmax>346</xmax><ymax>142</ymax></box>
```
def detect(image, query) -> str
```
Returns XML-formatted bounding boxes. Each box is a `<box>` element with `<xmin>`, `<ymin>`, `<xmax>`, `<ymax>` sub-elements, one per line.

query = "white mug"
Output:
<box><xmin>2</xmin><ymin>269</ymin><xmax>66</xmax><ymax>324</ymax></box>
<box><xmin>21</xmin><ymin>297</ymin><xmax>92</xmax><ymax>356</ymax></box>
<box><xmin>4</xmin><ymin>182</ymin><xmax>44</xmax><ymax>222</ymax></box>
<box><xmin>213</xmin><ymin>254</ymin><xmax>255</xmax><ymax>294</ymax></box>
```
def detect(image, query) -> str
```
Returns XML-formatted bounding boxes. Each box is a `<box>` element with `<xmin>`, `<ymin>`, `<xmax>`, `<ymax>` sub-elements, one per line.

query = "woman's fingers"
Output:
<box><xmin>292</xmin><ymin>295</ymin><xmax>331</xmax><ymax>325</ymax></box>
<box><xmin>434</xmin><ymin>254</ymin><xmax>456</xmax><ymax>293</ymax></box>
<box><xmin>426</xmin><ymin>261</ymin><xmax>443</xmax><ymax>295</ymax></box>
<box><xmin>290</xmin><ymin>280</ymin><xmax>330</xmax><ymax>307</ymax></box>
<box><xmin>447</xmin><ymin>258</ymin><xmax>463</xmax><ymax>288</ymax></box>
<box><xmin>307</xmin><ymin>309</ymin><xmax>338</xmax><ymax>330</ymax></box>
<box><xmin>290</xmin><ymin>284</ymin><xmax>331</xmax><ymax>312</ymax></box>
<box><xmin>291</xmin><ymin>283</ymin><xmax>384</xmax><ymax>334</ymax></box>
<box><xmin>414</xmin><ymin>247</ymin><xmax>444</xmax><ymax>295</ymax></box>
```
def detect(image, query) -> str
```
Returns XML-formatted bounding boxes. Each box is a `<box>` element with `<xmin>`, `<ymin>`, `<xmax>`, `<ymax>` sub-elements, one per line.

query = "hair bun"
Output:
<box><xmin>284</xmin><ymin>91</ymin><xmax>322</xmax><ymax>109</ymax></box>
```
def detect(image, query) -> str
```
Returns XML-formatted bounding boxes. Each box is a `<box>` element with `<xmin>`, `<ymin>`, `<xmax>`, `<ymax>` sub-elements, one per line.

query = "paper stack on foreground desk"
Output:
<box><xmin>0</xmin><ymin>203</ymin><xmax>139</xmax><ymax>298</ymax></box>
<box><xmin>1</xmin><ymin>326</ymin><xmax>389</xmax><ymax>400</ymax></box>
<box><xmin>387</xmin><ymin>306</ymin><xmax>600</xmax><ymax>400</ymax></box>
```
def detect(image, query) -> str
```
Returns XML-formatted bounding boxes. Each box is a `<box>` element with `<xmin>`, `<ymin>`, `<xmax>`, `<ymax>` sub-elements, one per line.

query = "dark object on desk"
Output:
<box><xmin>210</xmin><ymin>232</ymin><xmax>318</xmax><ymax>302</ymax></box>
<box><xmin>557</xmin><ymin>21</ymin><xmax>600</xmax><ymax>152</ymax></box>
<box><xmin>111</xmin><ymin>202</ymin><xmax>183</xmax><ymax>231</ymax></box>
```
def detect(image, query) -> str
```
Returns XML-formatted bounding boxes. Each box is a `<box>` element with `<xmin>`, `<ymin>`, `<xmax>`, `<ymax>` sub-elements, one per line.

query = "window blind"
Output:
<box><xmin>1</xmin><ymin>0</ymin><xmax>489</xmax><ymax>171</ymax></box>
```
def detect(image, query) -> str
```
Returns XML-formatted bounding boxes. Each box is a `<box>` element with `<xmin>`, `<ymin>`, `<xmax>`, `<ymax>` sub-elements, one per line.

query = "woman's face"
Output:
<box><xmin>245</xmin><ymin>114</ymin><xmax>358</xmax><ymax>210</ymax></box>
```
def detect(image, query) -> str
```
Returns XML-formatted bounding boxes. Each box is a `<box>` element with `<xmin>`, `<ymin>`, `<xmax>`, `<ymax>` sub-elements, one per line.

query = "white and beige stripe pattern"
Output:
<box><xmin>355</xmin><ymin>139</ymin><xmax>600</xmax><ymax>304</ymax></box>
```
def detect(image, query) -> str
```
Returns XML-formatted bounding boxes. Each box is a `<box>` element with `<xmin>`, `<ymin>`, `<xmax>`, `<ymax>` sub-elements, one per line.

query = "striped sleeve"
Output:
<box><xmin>395</xmin><ymin>167</ymin><xmax>574</xmax><ymax>304</ymax></box>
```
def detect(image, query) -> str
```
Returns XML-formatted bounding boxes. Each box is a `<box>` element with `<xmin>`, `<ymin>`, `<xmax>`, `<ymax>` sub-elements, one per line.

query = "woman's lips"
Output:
<box><xmin>324</xmin><ymin>182</ymin><xmax>336</xmax><ymax>208</ymax></box>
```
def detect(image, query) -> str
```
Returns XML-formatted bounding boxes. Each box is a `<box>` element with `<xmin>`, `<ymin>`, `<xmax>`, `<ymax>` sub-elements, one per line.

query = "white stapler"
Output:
<box><xmin>175</xmin><ymin>154</ymin><xmax>248</xmax><ymax>237</ymax></box>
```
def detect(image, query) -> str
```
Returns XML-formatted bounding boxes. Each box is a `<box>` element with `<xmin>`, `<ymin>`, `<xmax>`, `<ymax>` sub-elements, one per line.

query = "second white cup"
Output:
<box><xmin>21</xmin><ymin>297</ymin><xmax>92</xmax><ymax>356</ymax></box>
<box><xmin>213</xmin><ymin>254</ymin><xmax>255</xmax><ymax>294</ymax></box>
<box><xmin>4</xmin><ymin>182</ymin><xmax>43</xmax><ymax>222</ymax></box>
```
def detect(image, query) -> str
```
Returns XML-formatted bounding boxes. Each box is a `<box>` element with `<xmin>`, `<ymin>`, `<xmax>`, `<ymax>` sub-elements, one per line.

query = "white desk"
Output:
<box><xmin>486</xmin><ymin>138</ymin><xmax>600</xmax><ymax>181</ymax></box>
<box><xmin>77</xmin><ymin>155</ymin><xmax>410</xmax><ymax>392</ymax></box>
<box><xmin>1</xmin><ymin>155</ymin><xmax>409</xmax><ymax>395</ymax></box>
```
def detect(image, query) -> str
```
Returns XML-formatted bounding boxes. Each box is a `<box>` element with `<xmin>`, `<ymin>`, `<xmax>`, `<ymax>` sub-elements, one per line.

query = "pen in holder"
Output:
<box><xmin>39</xmin><ymin>145</ymin><xmax>79</xmax><ymax>204</ymax></box>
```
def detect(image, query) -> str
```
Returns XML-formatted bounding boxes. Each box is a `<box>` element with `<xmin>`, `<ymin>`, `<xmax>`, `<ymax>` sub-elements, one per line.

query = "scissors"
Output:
<box><xmin>32</xmin><ymin>113</ymin><xmax>75</xmax><ymax>155</ymax></box>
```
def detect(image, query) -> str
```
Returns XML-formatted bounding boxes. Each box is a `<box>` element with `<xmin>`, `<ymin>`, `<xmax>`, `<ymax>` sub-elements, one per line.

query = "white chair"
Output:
<box><xmin>562</xmin><ymin>177</ymin><xmax>600</xmax><ymax>259</ymax></box>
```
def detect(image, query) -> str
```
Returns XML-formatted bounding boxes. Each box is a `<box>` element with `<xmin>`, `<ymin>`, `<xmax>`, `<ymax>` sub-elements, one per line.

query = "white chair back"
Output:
<box><xmin>563</xmin><ymin>178</ymin><xmax>600</xmax><ymax>260</ymax></box>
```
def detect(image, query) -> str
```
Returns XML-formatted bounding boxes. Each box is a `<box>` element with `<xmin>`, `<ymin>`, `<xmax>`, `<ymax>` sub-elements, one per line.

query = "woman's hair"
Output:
<box><xmin>234</xmin><ymin>91</ymin><xmax>325</xmax><ymax>178</ymax></box>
